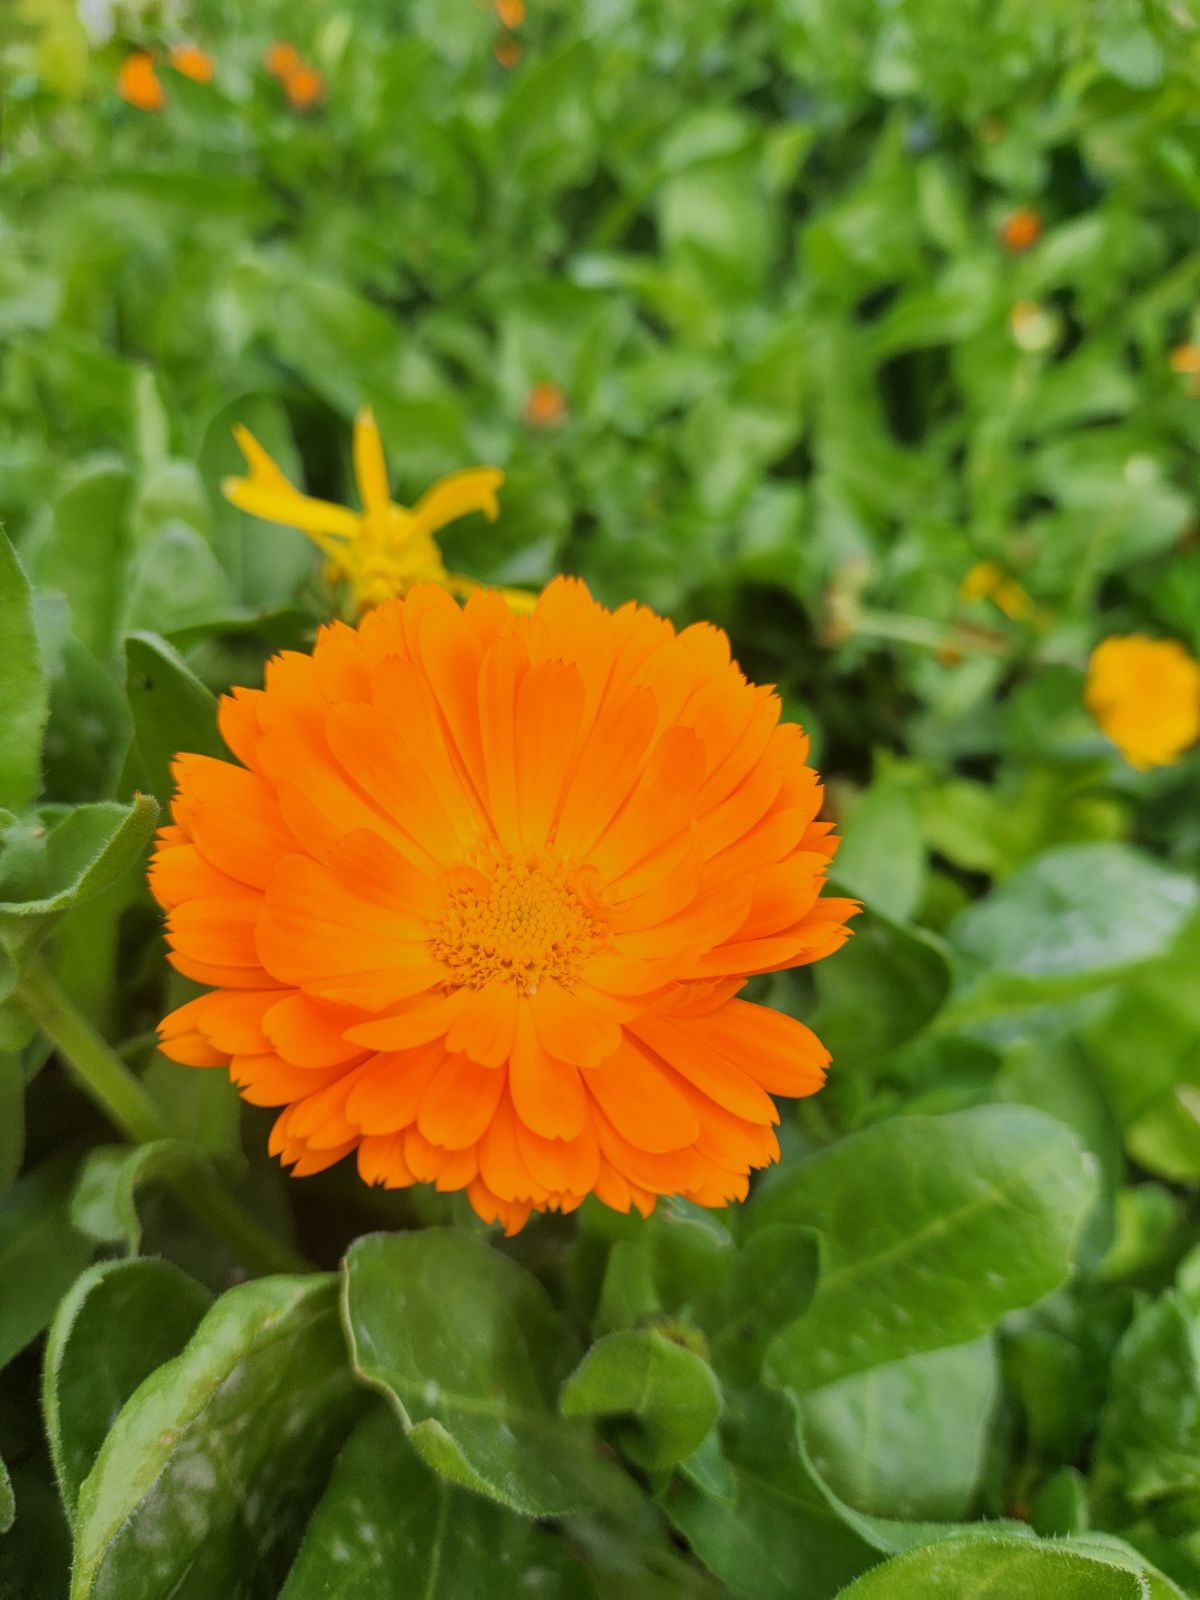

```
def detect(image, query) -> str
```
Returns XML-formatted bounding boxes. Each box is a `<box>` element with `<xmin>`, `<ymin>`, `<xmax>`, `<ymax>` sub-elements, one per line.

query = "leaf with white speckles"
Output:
<box><xmin>43</xmin><ymin>1257</ymin><xmax>212</xmax><ymax>1526</ymax></box>
<box><xmin>279</xmin><ymin>1406</ymin><xmax>595</xmax><ymax>1598</ymax></box>
<box><xmin>343</xmin><ymin>1230</ymin><xmax>631</xmax><ymax>1518</ymax></box>
<box><xmin>70</xmin><ymin>1273</ymin><xmax>362</xmax><ymax>1600</ymax></box>
<box><xmin>748</xmin><ymin>1106</ymin><xmax>1094</xmax><ymax>1393</ymax></box>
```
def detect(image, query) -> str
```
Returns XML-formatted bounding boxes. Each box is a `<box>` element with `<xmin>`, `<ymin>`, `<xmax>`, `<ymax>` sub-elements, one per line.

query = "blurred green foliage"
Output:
<box><xmin>3</xmin><ymin>0</ymin><xmax>1200</xmax><ymax>1595</ymax></box>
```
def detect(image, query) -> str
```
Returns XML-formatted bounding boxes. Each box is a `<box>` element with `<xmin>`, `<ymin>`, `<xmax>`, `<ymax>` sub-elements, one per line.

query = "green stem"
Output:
<box><xmin>17</xmin><ymin>958</ymin><xmax>310</xmax><ymax>1277</ymax></box>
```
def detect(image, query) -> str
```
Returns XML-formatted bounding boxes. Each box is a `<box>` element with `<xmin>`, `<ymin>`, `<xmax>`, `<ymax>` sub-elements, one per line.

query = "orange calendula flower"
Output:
<box><xmin>264</xmin><ymin>41</ymin><xmax>302</xmax><ymax>78</ymax></box>
<box><xmin>168</xmin><ymin>43</ymin><xmax>214</xmax><ymax>82</ymax></box>
<box><xmin>284</xmin><ymin>63</ymin><xmax>324</xmax><ymax>110</ymax></box>
<box><xmin>1001</xmin><ymin>207</ymin><xmax>1042</xmax><ymax>252</ymax></box>
<box><xmin>1085</xmin><ymin>635</ymin><xmax>1200</xmax><ymax>771</ymax></box>
<box><xmin>117</xmin><ymin>50</ymin><xmax>165</xmax><ymax>112</ymax></box>
<box><xmin>524</xmin><ymin>380</ymin><xmax>568</xmax><ymax>429</ymax></box>
<box><xmin>152</xmin><ymin>581</ymin><xmax>857</xmax><ymax>1233</ymax></box>
<box><xmin>222</xmin><ymin>408</ymin><xmax>532</xmax><ymax>615</ymax></box>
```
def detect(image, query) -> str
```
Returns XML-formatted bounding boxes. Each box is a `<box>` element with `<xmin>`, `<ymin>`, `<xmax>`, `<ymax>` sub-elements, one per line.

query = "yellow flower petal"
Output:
<box><xmin>410</xmin><ymin>467</ymin><xmax>504</xmax><ymax>539</ymax></box>
<box><xmin>221</xmin><ymin>476</ymin><xmax>361</xmax><ymax>547</ymax></box>
<box><xmin>1085</xmin><ymin>635</ymin><xmax>1200</xmax><ymax>770</ymax></box>
<box><xmin>352</xmin><ymin>406</ymin><xmax>391</xmax><ymax>526</ymax></box>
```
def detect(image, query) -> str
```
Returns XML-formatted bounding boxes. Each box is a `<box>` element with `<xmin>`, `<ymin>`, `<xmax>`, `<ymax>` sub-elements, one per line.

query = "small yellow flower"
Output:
<box><xmin>959</xmin><ymin>560</ymin><xmax>1034</xmax><ymax>621</ymax></box>
<box><xmin>222</xmin><ymin>408</ymin><xmax>535</xmax><ymax>615</ymax></box>
<box><xmin>1085</xmin><ymin>635</ymin><xmax>1200</xmax><ymax>770</ymax></box>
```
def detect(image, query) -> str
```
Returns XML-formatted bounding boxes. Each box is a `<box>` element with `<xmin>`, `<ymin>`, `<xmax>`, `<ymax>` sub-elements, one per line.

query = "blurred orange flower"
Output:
<box><xmin>1086</xmin><ymin>635</ymin><xmax>1200</xmax><ymax>770</ymax></box>
<box><xmin>496</xmin><ymin>0</ymin><xmax>526</xmax><ymax>25</ymax></box>
<box><xmin>1170</xmin><ymin>343</ymin><xmax>1200</xmax><ymax>376</ymax></box>
<box><xmin>153</xmin><ymin>581</ymin><xmax>855</xmax><ymax>1233</ymax></box>
<box><xmin>524</xmin><ymin>381</ymin><xmax>568</xmax><ymax>429</ymax></box>
<box><xmin>264</xmin><ymin>41</ymin><xmax>302</xmax><ymax>78</ymax></box>
<box><xmin>117</xmin><ymin>51</ymin><xmax>165</xmax><ymax>112</ymax></box>
<box><xmin>494</xmin><ymin>37</ymin><xmax>522</xmax><ymax>68</ymax></box>
<box><xmin>168</xmin><ymin>43</ymin><xmax>214</xmax><ymax>83</ymax></box>
<box><xmin>1001</xmin><ymin>207</ymin><xmax>1042</xmax><ymax>252</ymax></box>
<box><xmin>284</xmin><ymin>63</ymin><xmax>324</xmax><ymax>110</ymax></box>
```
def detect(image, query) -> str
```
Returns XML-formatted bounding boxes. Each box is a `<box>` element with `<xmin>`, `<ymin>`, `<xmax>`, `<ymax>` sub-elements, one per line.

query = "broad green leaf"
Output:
<box><xmin>0</xmin><ymin>526</ymin><xmax>48</xmax><ymax>814</ymax></box>
<box><xmin>834</xmin><ymin>773</ymin><xmax>924</xmax><ymax>923</ymax></box>
<box><xmin>748</xmin><ymin>1106</ymin><xmax>1094</xmax><ymax>1391</ymax></box>
<box><xmin>71</xmin><ymin>1274</ymin><xmax>360</xmax><ymax>1600</ymax></box>
<box><xmin>0</xmin><ymin>1160</ymin><xmax>93</xmax><ymax>1370</ymax></box>
<box><xmin>343</xmin><ymin>1230</ymin><xmax>628</xmax><ymax>1518</ymax></box>
<box><xmin>0</xmin><ymin>797</ymin><xmax>159</xmax><ymax>923</ymax></box>
<box><xmin>38</xmin><ymin>460</ymin><xmax>134</xmax><ymax>660</ymax></box>
<box><xmin>800</xmin><ymin>1337</ymin><xmax>998</xmax><ymax>1520</ymax></box>
<box><xmin>707</xmin><ymin>1224</ymin><xmax>820</xmax><ymax>1388</ymax></box>
<box><xmin>69</xmin><ymin>1142</ymin><xmax>212</xmax><ymax>1254</ymax></box>
<box><xmin>950</xmin><ymin>845</ymin><xmax>1198</xmax><ymax>986</ymax></box>
<box><xmin>124</xmin><ymin>633</ymin><xmax>225</xmax><ymax>808</ymax></box>
<box><xmin>35</xmin><ymin>595</ymin><xmax>131</xmax><ymax>803</ymax></box>
<box><xmin>809</xmin><ymin>906</ymin><xmax>951</xmax><ymax>1078</ymax></box>
<box><xmin>831</xmin><ymin>1535</ymin><xmax>1152</xmax><ymax>1598</ymax></box>
<box><xmin>665</xmin><ymin>1389</ymin><xmax>1017</xmax><ymax>1600</ymax></box>
<box><xmin>279</xmin><ymin>1407</ymin><xmax>592</xmax><ymax>1599</ymax></box>
<box><xmin>43</xmin><ymin>1258</ymin><xmax>212</xmax><ymax>1524</ymax></box>
<box><xmin>561</xmin><ymin>1328</ymin><xmax>722</xmax><ymax>1471</ymax></box>
<box><xmin>1091</xmin><ymin>1291</ymin><xmax>1200</xmax><ymax>1518</ymax></box>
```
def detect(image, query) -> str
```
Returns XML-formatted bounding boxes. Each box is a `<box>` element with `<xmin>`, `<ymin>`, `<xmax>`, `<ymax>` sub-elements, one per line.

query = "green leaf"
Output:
<box><xmin>748</xmin><ymin>1106</ymin><xmax>1094</xmax><ymax>1391</ymax></box>
<box><xmin>800</xmin><ymin>1337</ymin><xmax>998</xmax><ymax>1521</ymax></box>
<box><xmin>0</xmin><ymin>526</ymin><xmax>48</xmax><ymax>813</ymax></box>
<box><xmin>343</xmin><ymin>1229</ymin><xmax>628</xmax><ymax>1518</ymax></box>
<box><xmin>39</xmin><ymin>459</ymin><xmax>135</xmax><ymax>662</ymax></box>
<box><xmin>831</xmin><ymin>1535</ymin><xmax>1152</xmax><ymax>1598</ymax></box>
<box><xmin>69</xmin><ymin>1141</ymin><xmax>212</xmax><ymax>1254</ymax></box>
<box><xmin>0</xmin><ymin>1049</ymin><xmax>24</xmax><ymax>1197</ymax></box>
<box><xmin>809</xmin><ymin>905</ymin><xmax>951</xmax><ymax>1077</ymax></box>
<box><xmin>70</xmin><ymin>1273</ymin><xmax>360</xmax><ymax>1600</ymax></box>
<box><xmin>0</xmin><ymin>1453</ymin><xmax>12</xmax><ymax>1535</ymax></box>
<box><xmin>0</xmin><ymin>1160</ymin><xmax>93</xmax><ymax>1371</ymax></box>
<box><xmin>561</xmin><ymin>1328</ymin><xmax>722</xmax><ymax>1471</ymax></box>
<box><xmin>279</xmin><ymin>1406</ymin><xmax>592</xmax><ymax>1599</ymax></box>
<box><xmin>1091</xmin><ymin>1291</ymin><xmax>1200</xmax><ymax>1518</ymax></box>
<box><xmin>833</xmin><ymin>774</ymin><xmax>924</xmax><ymax>924</ymax></box>
<box><xmin>42</xmin><ymin>1258</ymin><xmax>212</xmax><ymax>1525</ymax></box>
<box><xmin>0</xmin><ymin>797</ymin><xmax>159</xmax><ymax>923</ymax></box>
<box><xmin>124</xmin><ymin>634</ymin><xmax>225</xmax><ymax>808</ymax></box>
<box><xmin>707</xmin><ymin>1224</ymin><xmax>820</xmax><ymax>1388</ymax></box>
<box><xmin>950</xmin><ymin>845</ymin><xmax>1198</xmax><ymax>986</ymax></box>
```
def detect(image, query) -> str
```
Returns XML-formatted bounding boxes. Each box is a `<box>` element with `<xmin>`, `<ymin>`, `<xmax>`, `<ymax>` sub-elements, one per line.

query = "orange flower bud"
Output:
<box><xmin>496</xmin><ymin>0</ymin><xmax>526</xmax><ymax>25</ymax></box>
<box><xmin>265</xmin><ymin>41</ymin><xmax>301</xmax><ymax>79</ymax></box>
<box><xmin>117</xmin><ymin>51</ymin><xmax>165</xmax><ymax>112</ymax></box>
<box><xmin>493</xmin><ymin>37</ymin><xmax>522</xmax><ymax>68</ymax></box>
<box><xmin>523</xmin><ymin>381</ymin><xmax>568</xmax><ymax>429</ymax></box>
<box><xmin>168</xmin><ymin>43</ymin><xmax>214</xmax><ymax>83</ymax></box>
<box><xmin>1001</xmin><ymin>207</ymin><xmax>1042</xmax><ymax>253</ymax></box>
<box><xmin>284</xmin><ymin>64</ymin><xmax>324</xmax><ymax>111</ymax></box>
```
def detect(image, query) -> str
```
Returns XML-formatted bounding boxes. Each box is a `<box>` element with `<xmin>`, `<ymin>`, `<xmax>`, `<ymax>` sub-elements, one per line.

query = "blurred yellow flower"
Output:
<box><xmin>222</xmin><ymin>409</ymin><xmax>534</xmax><ymax>615</ymax></box>
<box><xmin>117</xmin><ymin>51</ymin><xmax>165</xmax><ymax>111</ymax></box>
<box><xmin>960</xmin><ymin>560</ymin><xmax>1034</xmax><ymax>621</ymax></box>
<box><xmin>168</xmin><ymin>43</ymin><xmax>214</xmax><ymax>83</ymax></box>
<box><xmin>1085</xmin><ymin>635</ymin><xmax>1200</xmax><ymax>770</ymax></box>
<box><xmin>1170</xmin><ymin>343</ymin><xmax>1200</xmax><ymax>376</ymax></box>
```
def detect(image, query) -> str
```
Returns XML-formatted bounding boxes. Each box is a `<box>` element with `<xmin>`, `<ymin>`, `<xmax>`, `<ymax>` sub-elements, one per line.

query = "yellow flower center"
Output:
<box><xmin>429</xmin><ymin>847</ymin><xmax>608</xmax><ymax>995</ymax></box>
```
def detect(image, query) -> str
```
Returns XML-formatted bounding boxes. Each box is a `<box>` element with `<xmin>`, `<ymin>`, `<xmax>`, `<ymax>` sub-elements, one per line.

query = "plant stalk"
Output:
<box><xmin>17</xmin><ymin>958</ymin><xmax>310</xmax><ymax>1276</ymax></box>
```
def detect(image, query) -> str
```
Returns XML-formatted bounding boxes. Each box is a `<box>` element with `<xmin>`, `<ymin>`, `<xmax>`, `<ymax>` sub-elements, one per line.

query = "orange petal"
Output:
<box><xmin>508</xmin><ymin>1006</ymin><xmax>587</xmax><ymax>1139</ymax></box>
